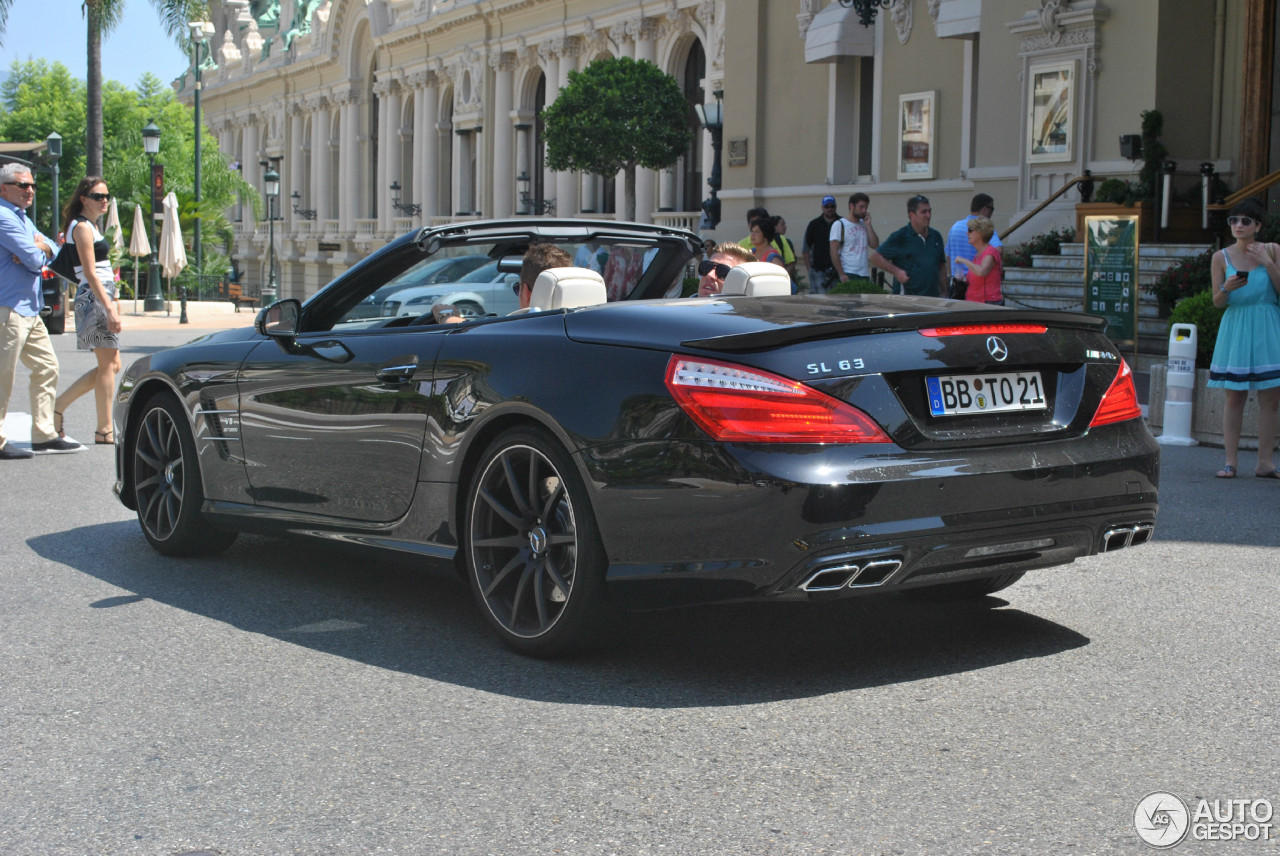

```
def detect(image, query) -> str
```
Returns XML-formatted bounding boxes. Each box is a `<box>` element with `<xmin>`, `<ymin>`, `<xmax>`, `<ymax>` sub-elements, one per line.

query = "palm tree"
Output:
<box><xmin>83</xmin><ymin>0</ymin><xmax>205</xmax><ymax>176</ymax></box>
<box><xmin>0</xmin><ymin>0</ymin><xmax>203</xmax><ymax>176</ymax></box>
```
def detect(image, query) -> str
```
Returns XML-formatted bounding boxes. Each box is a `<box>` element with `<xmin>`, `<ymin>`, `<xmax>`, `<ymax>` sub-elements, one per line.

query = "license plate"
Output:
<box><xmin>926</xmin><ymin>371</ymin><xmax>1047</xmax><ymax>416</ymax></box>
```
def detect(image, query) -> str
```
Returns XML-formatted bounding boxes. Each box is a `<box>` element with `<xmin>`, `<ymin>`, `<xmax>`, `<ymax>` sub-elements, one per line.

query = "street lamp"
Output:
<box><xmin>262</xmin><ymin>159</ymin><xmax>280</xmax><ymax>304</ymax></box>
<box><xmin>44</xmin><ymin>131</ymin><xmax>62</xmax><ymax>236</ymax></box>
<box><xmin>142</xmin><ymin>119</ymin><xmax>165</xmax><ymax>312</ymax></box>
<box><xmin>389</xmin><ymin>181</ymin><xmax>421</xmax><ymax>216</ymax></box>
<box><xmin>189</xmin><ymin>20</ymin><xmax>215</xmax><ymax>286</ymax></box>
<box><xmin>838</xmin><ymin>0</ymin><xmax>892</xmax><ymax>27</ymax></box>
<box><xmin>694</xmin><ymin>89</ymin><xmax>724</xmax><ymax>229</ymax></box>
<box><xmin>291</xmin><ymin>190</ymin><xmax>317</xmax><ymax>220</ymax></box>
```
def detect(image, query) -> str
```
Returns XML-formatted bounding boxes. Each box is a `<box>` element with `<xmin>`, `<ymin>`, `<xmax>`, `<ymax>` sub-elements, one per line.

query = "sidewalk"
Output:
<box><xmin>94</xmin><ymin>299</ymin><xmax>256</xmax><ymax>332</ymax></box>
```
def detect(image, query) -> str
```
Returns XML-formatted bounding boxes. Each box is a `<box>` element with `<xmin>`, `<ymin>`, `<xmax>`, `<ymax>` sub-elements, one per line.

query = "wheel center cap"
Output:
<box><xmin>528</xmin><ymin>525</ymin><xmax>549</xmax><ymax>556</ymax></box>
<box><xmin>164</xmin><ymin>461</ymin><xmax>177</xmax><ymax>485</ymax></box>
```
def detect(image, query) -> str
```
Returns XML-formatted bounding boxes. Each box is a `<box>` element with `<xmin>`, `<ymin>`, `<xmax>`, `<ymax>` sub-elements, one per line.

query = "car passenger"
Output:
<box><xmin>695</xmin><ymin>242</ymin><xmax>753</xmax><ymax>297</ymax></box>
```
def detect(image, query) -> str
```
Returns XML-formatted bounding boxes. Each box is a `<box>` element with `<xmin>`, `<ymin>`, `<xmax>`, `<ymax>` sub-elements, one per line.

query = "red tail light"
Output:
<box><xmin>665</xmin><ymin>355</ymin><xmax>891</xmax><ymax>444</ymax></box>
<box><xmin>1090</xmin><ymin>359</ymin><xmax>1142</xmax><ymax>427</ymax></box>
<box><xmin>41</xmin><ymin>267</ymin><xmax>57</xmax><ymax>280</ymax></box>
<box><xmin>919</xmin><ymin>324</ymin><xmax>1047</xmax><ymax>337</ymax></box>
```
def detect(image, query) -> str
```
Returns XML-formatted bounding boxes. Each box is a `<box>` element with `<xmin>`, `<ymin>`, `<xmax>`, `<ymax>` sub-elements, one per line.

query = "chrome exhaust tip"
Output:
<box><xmin>798</xmin><ymin>557</ymin><xmax>904</xmax><ymax>592</ymax></box>
<box><xmin>1102</xmin><ymin>522</ymin><xmax>1155</xmax><ymax>552</ymax></box>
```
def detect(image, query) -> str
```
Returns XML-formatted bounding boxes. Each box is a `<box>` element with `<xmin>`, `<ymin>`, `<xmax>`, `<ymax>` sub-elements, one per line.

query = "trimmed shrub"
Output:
<box><xmin>829</xmin><ymin>277</ymin><xmax>886</xmax><ymax>295</ymax></box>
<box><xmin>1003</xmin><ymin>226</ymin><xmax>1077</xmax><ymax>268</ymax></box>
<box><xmin>1146</xmin><ymin>249</ymin><xmax>1212</xmax><ymax>315</ymax></box>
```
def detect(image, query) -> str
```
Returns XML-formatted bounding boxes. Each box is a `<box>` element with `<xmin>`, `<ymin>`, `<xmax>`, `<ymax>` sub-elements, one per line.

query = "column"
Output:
<box><xmin>554</xmin><ymin>40</ymin><xmax>580</xmax><ymax>217</ymax></box>
<box><xmin>659</xmin><ymin>167</ymin><xmax>676</xmax><ymax>212</ymax></box>
<box><xmin>338</xmin><ymin>88</ymin><xmax>360</xmax><ymax>232</ymax></box>
<box><xmin>311</xmin><ymin>100</ymin><xmax>331</xmax><ymax>223</ymax></box>
<box><xmin>514</xmin><ymin>122</ymin><xmax>531</xmax><ymax>214</ymax></box>
<box><xmin>540</xmin><ymin>49</ymin><xmax>558</xmax><ymax>214</ymax></box>
<box><xmin>490</xmin><ymin>54</ymin><xmax>515</xmax><ymax>218</ymax></box>
<box><xmin>376</xmin><ymin>80</ymin><xmax>401</xmax><ymax>231</ymax></box>
<box><xmin>415</xmin><ymin>75</ymin><xmax>440</xmax><ymax>221</ymax></box>
<box><xmin>289</xmin><ymin>107</ymin><xmax>305</xmax><ymax>226</ymax></box>
<box><xmin>633</xmin><ymin>21</ymin><xmax>658</xmax><ymax>224</ymax></box>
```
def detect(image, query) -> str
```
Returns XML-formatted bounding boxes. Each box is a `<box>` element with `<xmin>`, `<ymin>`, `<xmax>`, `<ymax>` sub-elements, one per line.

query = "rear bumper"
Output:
<box><xmin>583</xmin><ymin>420</ymin><xmax>1159</xmax><ymax>609</ymax></box>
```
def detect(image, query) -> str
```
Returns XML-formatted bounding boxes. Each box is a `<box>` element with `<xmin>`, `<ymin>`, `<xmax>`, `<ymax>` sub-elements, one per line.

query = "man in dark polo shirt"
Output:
<box><xmin>869</xmin><ymin>194</ymin><xmax>947</xmax><ymax>297</ymax></box>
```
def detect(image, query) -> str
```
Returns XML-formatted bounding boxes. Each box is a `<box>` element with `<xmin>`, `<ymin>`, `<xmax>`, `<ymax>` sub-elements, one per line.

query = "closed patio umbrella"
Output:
<box><xmin>128</xmin><ymin>203</ymin><xmax>151</xmax><ymax>314</ymax></box>
<box><xmin>159</xmin><ymin>192</ymin><xmax>187</xmax><ymax>310</ymax></box>
<box><xmin>105</xmin><ymin>197</ymin><xmax>124</xmax><ymax>249</ymax></box>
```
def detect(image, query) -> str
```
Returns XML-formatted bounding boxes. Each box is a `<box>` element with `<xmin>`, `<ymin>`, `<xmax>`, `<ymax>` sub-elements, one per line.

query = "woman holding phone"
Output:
<box><xmin>1207</xmin><ymin>198</ymin><xmax>1280</xmax><ymax>478</ymax></box>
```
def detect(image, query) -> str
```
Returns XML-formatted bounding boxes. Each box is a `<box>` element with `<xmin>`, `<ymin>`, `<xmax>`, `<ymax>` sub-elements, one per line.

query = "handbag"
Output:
<box><xmin>947</xmin><ymin>276</ymin><xmax>968</xmax><ymax>301</ymax></box>
<box><xmin>47</xmin><ymin>240</ymin><xmax>79</xmax><ymax>283</ymax></box>
<box><xmin>47</xmin><ymin>217</ymin><xmax>84</xmax><ymax>283</ymax></box>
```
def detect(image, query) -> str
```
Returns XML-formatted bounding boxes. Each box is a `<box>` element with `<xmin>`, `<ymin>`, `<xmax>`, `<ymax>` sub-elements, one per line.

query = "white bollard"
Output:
<box><xmin>1158</xmin><ymin>322</ymin><xmax>1199</xmax><ymax>446</ymax></box>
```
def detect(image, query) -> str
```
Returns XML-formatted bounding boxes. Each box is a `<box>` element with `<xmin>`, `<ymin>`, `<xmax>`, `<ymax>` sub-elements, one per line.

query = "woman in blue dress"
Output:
<box><xmin>1208</xmin><ymin>198</ymin><xmax>1280</xmax><ymax>478</ymax></box>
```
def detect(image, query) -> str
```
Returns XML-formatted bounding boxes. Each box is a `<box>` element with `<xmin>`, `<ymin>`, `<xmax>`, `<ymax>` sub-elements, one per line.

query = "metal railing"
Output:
<box><xmin>1205</xmin><ymin>166</ymin><xmax>1280</xmax><ymax>212</ymax></box>
<box><xmin>1002</xmin><ymin>175</ymin><xmax>1093</xmax><ymax>244</ymax></box>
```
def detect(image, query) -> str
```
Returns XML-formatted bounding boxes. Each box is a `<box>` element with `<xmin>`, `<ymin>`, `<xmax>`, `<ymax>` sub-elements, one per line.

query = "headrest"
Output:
<box><xmin>720</xmin><ymin>262</ymin><xmax>792</xmax><ymax>297</ymax></box>
<box><xmin>529</xmin><ymin>266</ymin><xmax>608</xmax><ymax>311</ymax></box>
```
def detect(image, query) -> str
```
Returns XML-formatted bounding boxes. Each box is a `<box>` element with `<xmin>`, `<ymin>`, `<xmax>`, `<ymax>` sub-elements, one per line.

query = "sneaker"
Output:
<box><xmin>30</xmin><ymin>437</ymin><xmax>87</xmax><ymax>455</ymax></box>
<box><xmin>0</xmin><ymin>443</ymin><xmax>34</xmax><ymax>460</ymax></box>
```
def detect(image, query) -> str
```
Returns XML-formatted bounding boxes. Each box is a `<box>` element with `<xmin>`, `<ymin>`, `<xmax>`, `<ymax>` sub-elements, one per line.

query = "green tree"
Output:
<box><xmin>0</xmin><ymin>59</ymin><xmax>87</xmax><ymax>231</ymax></box>
<box><xmin>542</xmin><ymin>56</ymin><xmax>692</xmax><ymax>222</ymax></box>
<box><xmin>1</xmin><ymin>60</ymin><xmax>254</xmax><ymax>279</ymax></box>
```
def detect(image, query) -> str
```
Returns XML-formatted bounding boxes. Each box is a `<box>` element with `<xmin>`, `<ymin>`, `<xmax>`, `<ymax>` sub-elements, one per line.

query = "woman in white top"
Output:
<box><xmin>53</xmin><ymin>177</ymin><xmax>121</xmax><ymax>445</ymax></box>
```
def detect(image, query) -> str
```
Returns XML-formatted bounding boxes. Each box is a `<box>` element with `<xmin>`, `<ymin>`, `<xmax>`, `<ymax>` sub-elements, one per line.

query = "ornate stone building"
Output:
<box><xmin>181</xmin><ymin>0</ymin><xmax>1271</xmax><ymax>298</ymax></box>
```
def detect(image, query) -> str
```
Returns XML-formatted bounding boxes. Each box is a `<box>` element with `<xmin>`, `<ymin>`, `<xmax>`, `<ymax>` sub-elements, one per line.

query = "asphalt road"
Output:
<box><xmin>1</xmin><ymin>320</ymin><xmax>1277</xmax><ymax>855</ymax></box>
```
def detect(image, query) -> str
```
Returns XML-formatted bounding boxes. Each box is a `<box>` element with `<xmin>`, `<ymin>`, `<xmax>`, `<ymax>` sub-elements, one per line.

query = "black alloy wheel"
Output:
<box><xmin>465</xmin><ymin>427</ymin><xmax>613</xmax><ymax>657</ymax></box>
<box><xmin>132</xmin><ymin>393</ymin><xmax>237</xmax><ymax>557</ymax></box>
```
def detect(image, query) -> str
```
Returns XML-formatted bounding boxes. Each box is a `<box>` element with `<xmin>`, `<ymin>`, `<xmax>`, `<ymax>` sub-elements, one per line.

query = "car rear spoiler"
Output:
<box><xmin>680</xmin><ymin>307</ymin><xmax>1109</xmax><ymax>352</ymax></box>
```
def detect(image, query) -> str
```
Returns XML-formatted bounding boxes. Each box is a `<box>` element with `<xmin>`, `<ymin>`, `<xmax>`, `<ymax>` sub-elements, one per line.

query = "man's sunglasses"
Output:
<box><xmin>86</xmin><ymin>192</ymin><xmax>112</xmax><ymax>202</ymax></box>
<box><xmin>698</xmin><ymin>259</ymin><xmax>732</xmax><ymax>279</ymax></box>
<box><xmin>1227</xmin><ymin>215</ymin><xmax>1258</xmax><ymax>227</ymax></box>
<box><xmin>4</xmin><ymin>181</ymin><xmax>36</xmax><ymax>190</ymax></box>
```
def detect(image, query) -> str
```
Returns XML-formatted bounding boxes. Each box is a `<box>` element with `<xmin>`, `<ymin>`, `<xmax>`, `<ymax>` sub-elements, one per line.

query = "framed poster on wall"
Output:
<box><xmin>897</xmin><ymin>91</ymin><xmax>935</xmax><ymax>180</ymax></box>
<box><xmin>1028</xmin><ymin>61</ymin><xmax>1075</xmax><ymax>163</ymax></box>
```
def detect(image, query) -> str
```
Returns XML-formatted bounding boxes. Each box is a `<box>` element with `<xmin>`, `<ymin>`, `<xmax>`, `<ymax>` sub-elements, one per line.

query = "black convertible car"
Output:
<box><xmin>114</xmin><ymin>219</ymin><xmax>1158</xmax><ymax>656</ymax></box>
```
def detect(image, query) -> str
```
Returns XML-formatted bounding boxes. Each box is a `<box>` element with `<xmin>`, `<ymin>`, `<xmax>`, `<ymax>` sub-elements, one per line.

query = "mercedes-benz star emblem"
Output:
<box><xmin>986</xmin><ymin>336</ymin><xmax>1009</xmax><ymax>361</ymax></box>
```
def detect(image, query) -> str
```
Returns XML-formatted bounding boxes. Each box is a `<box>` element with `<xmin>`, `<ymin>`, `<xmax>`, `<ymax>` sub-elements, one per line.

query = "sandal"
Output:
<box><xmin>53</xmin><ymin>410</ymin><xmax>65</xmax><ymax>439</ymax></box>
<box><xmin>1216</xmin><ymin>464</ymin><xmax>1236</xmax><ymax>479</ymax></box>
<box><xmin>94</xmin><ymin>430</ymin><xmax>114</xmax><ymax>445</ymax></box>
<box><xmin>1256</xmin><ymin>470</ymin><xmax>1280</xmax><ymax>479</ymax></box>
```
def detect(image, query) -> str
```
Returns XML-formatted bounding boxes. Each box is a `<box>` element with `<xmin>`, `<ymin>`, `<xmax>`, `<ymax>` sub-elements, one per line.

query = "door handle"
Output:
<box><xmin>377</xmin><ymin>355</ymin><xmax>418</xmax><ymax>384</ymax></box>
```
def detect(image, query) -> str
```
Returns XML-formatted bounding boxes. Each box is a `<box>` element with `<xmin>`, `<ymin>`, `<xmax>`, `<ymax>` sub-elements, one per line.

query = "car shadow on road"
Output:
<box><xmin>31</xmin><ymin>521</ymin><xmax>1089</xmax><ymax>708</ymax></box>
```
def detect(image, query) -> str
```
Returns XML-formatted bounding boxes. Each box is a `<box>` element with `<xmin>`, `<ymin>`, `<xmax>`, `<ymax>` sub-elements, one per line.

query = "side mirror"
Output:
<box><xmin>256</xmin><ymin>298</ymin><xmax>301</xmax><ymax>338</ymax></box>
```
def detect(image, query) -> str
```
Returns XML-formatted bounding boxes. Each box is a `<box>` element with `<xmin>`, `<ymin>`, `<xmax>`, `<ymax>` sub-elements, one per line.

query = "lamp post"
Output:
<box><xmin>142</xmin><ymin>120</ymin><xmax>165</xmax><ymax>312</ymax></box>
<box><xmin>694</xmin><ymin>89</ymin><xmax>724</xmax><ymax>229</ymax></box>
<box><xmin>44</xmin><ymin>132</ymin><xmax>62</xmax><ymax>237</ymax></box>
<box><xmin>189</xmin><ymin>20</ymin><xmax>214</xmax><ymax>286</ymax></box>
<box><xmin>262</xmin><ymin>159</ymin><xmax>280</xmax><ymax>304</ymax></box>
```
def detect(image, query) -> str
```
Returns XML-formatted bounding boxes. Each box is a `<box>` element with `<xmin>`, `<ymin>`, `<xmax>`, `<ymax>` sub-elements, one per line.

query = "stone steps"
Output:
<box><xmin>1002</xmin><ymin>242</ymin><xmax>1210</xmax><ymax>370</ymax></box>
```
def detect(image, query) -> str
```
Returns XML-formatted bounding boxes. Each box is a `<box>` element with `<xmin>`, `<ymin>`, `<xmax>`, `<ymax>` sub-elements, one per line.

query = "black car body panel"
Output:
<box><xmin>113</xmin><ymin>219</ymin><xmax>1158</xmax><ymax>652</ymax></box>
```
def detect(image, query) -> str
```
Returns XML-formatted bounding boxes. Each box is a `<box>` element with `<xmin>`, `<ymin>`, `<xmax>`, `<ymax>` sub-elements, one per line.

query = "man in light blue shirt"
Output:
<box><xmin>945</xmin><ymin>193</ymin><xmax>1001</xmax><ymax>298</ymax></box>
<box><xmin>0</xmin><ymin>164</ymin><xmax>84</xmax><ymax>458</ymax></box>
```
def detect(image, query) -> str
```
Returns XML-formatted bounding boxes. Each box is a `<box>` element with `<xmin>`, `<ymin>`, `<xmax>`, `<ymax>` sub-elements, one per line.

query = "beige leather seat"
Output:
<box><xmin>720</xmin><ymin>261</ymin><xmax>792</xmax><ymax>297</ymax></box>
<box><xmin>528</xmin><ymin>266</ymin><xmax>609</xmax><ymax>311</ymax></box>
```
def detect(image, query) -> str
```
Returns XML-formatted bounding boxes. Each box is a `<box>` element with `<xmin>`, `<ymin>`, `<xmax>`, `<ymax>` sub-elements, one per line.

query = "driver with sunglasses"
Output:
<box><xmin>694</xmin><ymin>242</ymin><xmax>754</xmax><ymax>297</ymax></box>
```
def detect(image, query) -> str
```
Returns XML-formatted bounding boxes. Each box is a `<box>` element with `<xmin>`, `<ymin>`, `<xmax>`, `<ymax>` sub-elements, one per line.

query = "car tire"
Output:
<box><xmin>454</xmin><ymin>300</ymin><xmax>484</xmax><ymax>319</ymax></box>
<box><xmin>464</xmin><ymin>426</ymin><xmax>615</xmax><ymax>657</ymax></box>
<box><xmin>900</xmin><ymin>571</ymin><xmax>1025</xmax><ymax>601</ymax></box>
<box><xmin>132</xmin><ymin>392</ymin><xmax>238</xmax><ymax>557</ymax></box>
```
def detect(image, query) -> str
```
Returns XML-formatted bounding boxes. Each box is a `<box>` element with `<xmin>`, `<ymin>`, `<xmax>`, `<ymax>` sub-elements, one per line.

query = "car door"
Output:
<box><xmin>235</xmin><ymin>325</ymin><xmax>449</xmax><ymax>523</ymax></box>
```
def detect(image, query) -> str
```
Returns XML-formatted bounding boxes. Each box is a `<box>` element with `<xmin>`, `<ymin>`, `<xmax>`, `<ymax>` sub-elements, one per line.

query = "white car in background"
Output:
<box><xmin>379</xmin><ymin>260</ymin><xmax>521</xmax><ymax>319</ymax></box>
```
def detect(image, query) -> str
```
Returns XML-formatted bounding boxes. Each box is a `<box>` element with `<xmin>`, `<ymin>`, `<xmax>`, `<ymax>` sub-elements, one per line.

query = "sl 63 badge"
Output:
<box><xmin>806</xmin><ymin>358</ymin><xmax>865</xmax><ymax>375</ymax></box>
